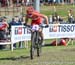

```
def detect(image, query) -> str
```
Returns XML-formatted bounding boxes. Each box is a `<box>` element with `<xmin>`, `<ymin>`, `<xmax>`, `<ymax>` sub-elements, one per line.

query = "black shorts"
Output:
<box><xmin>0</xmin><ymin>30</ymin><xmax>6</xmax><ymax>40</ymax></box>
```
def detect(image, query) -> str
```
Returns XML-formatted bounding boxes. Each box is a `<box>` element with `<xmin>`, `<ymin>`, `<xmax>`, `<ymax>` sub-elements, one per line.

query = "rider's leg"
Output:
<box><xmin>39</xmin><ymin>28</ymin><xmax>43</xmax><ymax>45</ymax></box>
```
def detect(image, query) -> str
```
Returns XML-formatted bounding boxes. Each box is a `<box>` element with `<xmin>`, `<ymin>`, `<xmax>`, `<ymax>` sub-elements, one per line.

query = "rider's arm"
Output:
<box><xmin>41</xmin><ymin>15</ymin><xmax>49</xmax><ymax>25</ymax></box>
<box><xmin>33</xmin><ymin>12</ymin><xmax>49</xmax><ymax>25</ymax></box>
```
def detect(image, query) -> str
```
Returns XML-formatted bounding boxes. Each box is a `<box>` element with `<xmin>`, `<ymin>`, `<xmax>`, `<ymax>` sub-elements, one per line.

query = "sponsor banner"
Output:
<box><xmin>11</xmin><ymin>25</ymin><xmax>31</xmax><ymax>43</ymax></box>
<box><xmin>43</xmin><ymin>24</ymin><xmax>75</xmax><ymax>39</ymax></box>
<box><xmin>11</xmin><ymin>24</ymin><xmax>75</xmax><ymax>43</ymax></box>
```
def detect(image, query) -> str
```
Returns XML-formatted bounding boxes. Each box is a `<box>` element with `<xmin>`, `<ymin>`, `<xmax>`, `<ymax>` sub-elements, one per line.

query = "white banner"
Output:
<box><xmin>11</xmin><ymin>24</ymin><xmax>75</xmax><ymax>43</ymax></box>
<box><xmin>11</xmin><ymin>25</ymin><xmax>31</xmax><ymax>43</ymax></box>
<box><xmin>43</xmin><ymin>24</ymin><xmax>75</xmax><ymax>39</ymax></box>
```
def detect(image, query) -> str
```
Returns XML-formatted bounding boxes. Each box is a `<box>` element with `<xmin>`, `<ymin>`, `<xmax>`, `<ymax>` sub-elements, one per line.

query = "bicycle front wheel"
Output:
<box><xmin>30</xmin><ymin>32</ymin><xmax>36</xmax><ymax>59</ymax></box>
<box><xmin>30</xmin><ymin>45</ymin><xmax>35</xmax><ymax>59</ymax></box>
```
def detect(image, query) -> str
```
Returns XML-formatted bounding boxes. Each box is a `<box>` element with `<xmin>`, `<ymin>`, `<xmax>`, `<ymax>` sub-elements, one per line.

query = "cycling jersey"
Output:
<box><xmin>26</xmin><ymin>11</ymin><xmax>43</xmax><ymax>25</ymax></box>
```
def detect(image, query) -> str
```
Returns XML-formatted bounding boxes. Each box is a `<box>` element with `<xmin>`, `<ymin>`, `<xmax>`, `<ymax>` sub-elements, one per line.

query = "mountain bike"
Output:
<box><xmin>25</xmin><ymin>24</ymin><xmax>48</xmax><ymax>59</ymax></box>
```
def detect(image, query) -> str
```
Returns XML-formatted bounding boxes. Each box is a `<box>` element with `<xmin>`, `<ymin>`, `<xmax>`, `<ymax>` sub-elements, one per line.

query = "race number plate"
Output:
<box><xmin>32</xmin><ymin>25</ymin><xmax>39</xmax><ymax>31</ymax></box>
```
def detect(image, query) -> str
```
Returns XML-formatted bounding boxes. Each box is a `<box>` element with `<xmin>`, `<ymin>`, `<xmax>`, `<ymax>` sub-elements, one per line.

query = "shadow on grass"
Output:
<box><xmin>0</xmin><ymin>56</ymin><xmax>30</xmax><ymax>61</ymax></box>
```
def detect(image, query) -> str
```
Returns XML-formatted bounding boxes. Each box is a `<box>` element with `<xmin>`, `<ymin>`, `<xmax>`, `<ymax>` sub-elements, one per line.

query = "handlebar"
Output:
<box><xmin>24</xmin><ymin>24</ymin><xmax>49</xmax><ymax>32</ymax></box>
<box><xmin>24</xmin><ymin>24</ymin><xmax>49</xmax><ymax>28</ymax></box>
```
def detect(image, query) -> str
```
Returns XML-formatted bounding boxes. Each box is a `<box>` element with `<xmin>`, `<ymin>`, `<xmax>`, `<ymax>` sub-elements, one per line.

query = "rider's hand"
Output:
<box><xmin>45</xmin><ymin>25</ymin><xmax>49</xmax><ymax>28</ymax></box>
<box><xmin>24</xmin><ymin>23</ymin><xmax>27</xmax><ymax>26</ymax></box>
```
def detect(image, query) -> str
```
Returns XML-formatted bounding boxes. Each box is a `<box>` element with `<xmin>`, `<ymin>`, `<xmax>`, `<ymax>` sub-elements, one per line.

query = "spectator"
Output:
<box><xmin>40</xmin><ymin>0</ymin><xmax>43</xmax><ymax>5</ymax></box>
<box><xmin>21</xmin><ymin>16</ymin><xmax>29</xmax><ymax>48</ymax></box>
<box><xmin>0</xmin><ymin>0</ymin><xmax>6</xmax><ymax>7</ymax></box>
<box><xmin>0</xmin><ymin>17</ymin><xmax>9</xmax><ymax>49</ymax></box>
<box><xmin>48</xmin><ymin>0</ymin><xmax>52</xmax><ymax>5</ymax></box>
<box><xmin>9</xmin><ymin>16</ymin><xmax>22</xmax><ymax>49</ymax></box>
<box><xmin>26</xmin><ymin>0</ymin><xmax>30</xmax><ymax>6</ymax></box>
<box><xmin>52</xmin><ymin>12</ymin><xmax>63</xmax><ymax>24</ymax></box>
<box><xmin>0</xmin><ymin>17</ymin><xmax>9</xmax><ymax>40</ymax></box>
<box><xmin>18</xmin><ymin>15</ymin><xmax>29</xmax><ymax>48</ymax></box>
<box><xmin>68</xmin><ymin>9</ymin><xmax>75</xmax><ymax>23</ymax></box>
<box><xmin>53</xmin><ymin>0</ymin><xmax>56</xmax><ymax>5</ymax></box>
<box><xmin>22</xmin><ymin>0</ymin><xmax>25</xmax><ymax>5</ymax></box>
<box><xmin>48</xmin><ymin>15</ymin><xmax>53</xmax><ymax>24</ymax></box>
<box><xmin>19</xmin><ymin>15</ymin><xmax>25</xmax><ymax>24</ymax></box>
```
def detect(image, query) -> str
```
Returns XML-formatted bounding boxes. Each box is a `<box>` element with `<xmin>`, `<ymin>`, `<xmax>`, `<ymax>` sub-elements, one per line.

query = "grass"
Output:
<box><xmin>0</xmin><ymin>45</ymin><xmax>75</xmax><ymax>65</ymax></box>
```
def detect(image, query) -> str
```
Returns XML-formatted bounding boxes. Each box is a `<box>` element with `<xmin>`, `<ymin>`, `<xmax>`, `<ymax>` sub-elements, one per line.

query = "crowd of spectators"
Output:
<box><xmin>0</xmin><ymin>0</ymin><xmax>33</xmax><ymax>7</ymax></box>
<box><xmin>0</xmin><ymin>0</ymin><xmax>74</xmax><ymax>7</ymax></box>
<box><xmin>49</xmin><ymin>9</ymin><xmax>75</xmax><ymax>24</ymax></box>
<box><xmin>0</xmin><ymin>15</ymin><xmax>26</xmax><ymax>49</ymax></box>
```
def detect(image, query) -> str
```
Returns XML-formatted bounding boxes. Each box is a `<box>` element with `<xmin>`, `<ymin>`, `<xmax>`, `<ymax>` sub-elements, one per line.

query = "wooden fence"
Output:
<box><xmin>0</xmin><ymin>6</ymin><xmax>26</xmax><ymax>17</ymax></box>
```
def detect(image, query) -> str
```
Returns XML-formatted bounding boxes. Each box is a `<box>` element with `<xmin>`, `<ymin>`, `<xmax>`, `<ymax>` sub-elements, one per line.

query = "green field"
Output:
<box><xmin>0</xmin><ymin>5</ymin><xmax>75</xmax><ymax>65</ymax></box>
<box><xmin>40</xmin><ymin>5</ymin><xmax>75</xmax><ymax>16</ymax></box>
<box><xmin>0</xmin><ymin>45</ymin><xmax>75</xmax><ymax>65</ymax></box>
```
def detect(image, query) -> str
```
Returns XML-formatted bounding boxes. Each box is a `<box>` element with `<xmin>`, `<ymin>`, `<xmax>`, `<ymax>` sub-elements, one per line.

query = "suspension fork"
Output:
<box><xmin>35</xmin><ymin>31</ymin><xmax>39</xmax><ymax>44</ymax></box>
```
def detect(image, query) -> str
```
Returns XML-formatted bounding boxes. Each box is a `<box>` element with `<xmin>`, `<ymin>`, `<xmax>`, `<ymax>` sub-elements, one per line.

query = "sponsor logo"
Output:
<box><xmin>49</xmin><ymin>24</ymin><xmax>75</xmax><ymax>32</ymax></box>
<box><xmin>14</xmin><ymin>27</ymin><xmax>31</xmax><ymax>35</ymax></box>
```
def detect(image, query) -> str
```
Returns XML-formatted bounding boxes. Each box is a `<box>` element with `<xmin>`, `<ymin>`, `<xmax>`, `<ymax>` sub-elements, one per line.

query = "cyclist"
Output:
<box><xmin>25</xmin><ymin>6</ymin><xmax>49</xmax><ymax>45</ymax></box>
<box><xmin>68</xmin><ymin>9</ymin><xmax>75</xmax><ymax>23</ymax></box>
